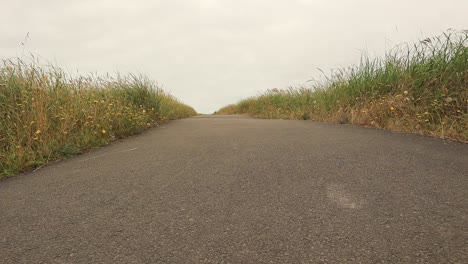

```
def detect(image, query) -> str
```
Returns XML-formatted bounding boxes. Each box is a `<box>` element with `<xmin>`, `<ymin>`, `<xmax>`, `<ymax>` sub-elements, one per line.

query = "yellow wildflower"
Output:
<box><xmin>101</xmin><ymin>129</ymin><xmax>107</xmax><ymax>134</ymax></box>
<box><xmin>35</xmin><ymin>129</ymin><xmax>41</xmax><ymax>134</ymax></box>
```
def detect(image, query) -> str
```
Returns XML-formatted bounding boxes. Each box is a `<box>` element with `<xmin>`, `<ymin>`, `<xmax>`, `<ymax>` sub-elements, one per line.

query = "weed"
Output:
<box><xmin>216</xmin><ymin>31</ymin><xmax>468</xmax><ymax>141</ymax></box>
<box><xmin>0</xmin><ymin>59</ymin><xmax>196</xmax><ymax>178</ymax></box>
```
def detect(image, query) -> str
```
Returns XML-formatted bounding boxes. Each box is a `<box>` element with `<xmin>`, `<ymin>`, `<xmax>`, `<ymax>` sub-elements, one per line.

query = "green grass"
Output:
<box><xmin>217</xmin><ymin>31</ymin><xmax>468</xmax><ymax>141</ymax></box>
<box><xmin>0</xmin><ymin>59</ymin><xmax>197</xmax><ymax>178</ymax></box>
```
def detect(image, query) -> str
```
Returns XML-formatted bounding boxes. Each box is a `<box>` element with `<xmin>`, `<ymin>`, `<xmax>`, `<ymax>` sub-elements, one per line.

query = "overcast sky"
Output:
<box><xmin>2</xmin><ymin>0</ymin><xmax>467</xmax><ymax>113</ymax></box>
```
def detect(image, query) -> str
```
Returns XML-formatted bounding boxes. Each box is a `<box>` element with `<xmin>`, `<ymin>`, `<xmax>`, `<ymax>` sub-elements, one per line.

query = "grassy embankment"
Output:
<box><xmin>217</xmin><ymin>32</ymin><xmax>468</xmax><ymax>141</ymax></box>
<box><xmin>0</xmin><ymin>59</ymin><xmax>197</xmax><ymax>178</ymax></box>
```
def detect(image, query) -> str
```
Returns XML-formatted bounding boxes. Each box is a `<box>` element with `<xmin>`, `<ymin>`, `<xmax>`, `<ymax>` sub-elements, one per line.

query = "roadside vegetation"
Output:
<box><xmin>0</xmin><ymin>59</ymin><xmax>197</xmax><ymax>178</ymax></box>
<box><xmin>216</xmin><ymin>31</ymin><xmax>468</xmax><ymax>142</ymax></box>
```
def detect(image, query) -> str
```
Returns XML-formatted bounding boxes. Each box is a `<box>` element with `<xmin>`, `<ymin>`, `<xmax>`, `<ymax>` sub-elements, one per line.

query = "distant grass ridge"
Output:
<box><xmin>217</xmin><ymin>31</ymin><xmax>468</xmax><ymax>141</ymax></box>
<box><xmin>0</xmin><ymin>59</ymin><xmax>196</xmax><ymax>177</ymax></box>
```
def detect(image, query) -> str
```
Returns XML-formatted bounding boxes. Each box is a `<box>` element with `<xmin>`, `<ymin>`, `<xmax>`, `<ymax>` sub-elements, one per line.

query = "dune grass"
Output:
<box><xmin>217</xmin><ymin>31</ymin><xmax>468</xmax><ymax>141</ymax></box>
<box><xmin>0</xmin><ymin>59</ymin><xmax>196</xmax><ymax>178</ymax></box>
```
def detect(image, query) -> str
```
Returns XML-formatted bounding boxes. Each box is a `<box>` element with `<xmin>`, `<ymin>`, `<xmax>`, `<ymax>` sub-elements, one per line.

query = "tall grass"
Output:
<box><xmin>217</xmin><ymin>31</ymin><xmax>468</xmax><ymax>141</ymax></box>
<box><xmin>0</xmin><ymin>59</ymin><xmax>196</xmax><ymax>177</ymax></box>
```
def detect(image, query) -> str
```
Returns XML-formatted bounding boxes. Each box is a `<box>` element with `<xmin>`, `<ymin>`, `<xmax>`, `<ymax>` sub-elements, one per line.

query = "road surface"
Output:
<box><xmin>1</xmin><ymin>115</ymin><xmax>467</xmax><ymax>263</ymax></box>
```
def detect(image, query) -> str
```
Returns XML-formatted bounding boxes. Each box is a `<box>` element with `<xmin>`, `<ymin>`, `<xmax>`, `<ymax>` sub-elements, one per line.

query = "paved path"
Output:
<box><xmin>1</xmin><ymin>115</ymin><xmax>467</xmax><ymax>263</ymax></box>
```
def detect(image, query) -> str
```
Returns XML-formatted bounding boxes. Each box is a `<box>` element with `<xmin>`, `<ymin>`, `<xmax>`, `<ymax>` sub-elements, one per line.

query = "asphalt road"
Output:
<box><xmin>1</xmin><ymin>115</ymin><xmax>467</xmax><ymax>263</ymax></box>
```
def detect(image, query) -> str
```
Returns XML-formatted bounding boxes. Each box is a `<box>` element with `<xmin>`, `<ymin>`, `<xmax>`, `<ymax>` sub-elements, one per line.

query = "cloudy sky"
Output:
<box><xmin>2</xmin><ymin>0</ymin><xmax>467</xmax><ymax>113</ymax></box>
